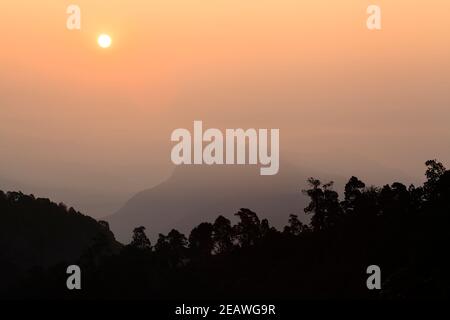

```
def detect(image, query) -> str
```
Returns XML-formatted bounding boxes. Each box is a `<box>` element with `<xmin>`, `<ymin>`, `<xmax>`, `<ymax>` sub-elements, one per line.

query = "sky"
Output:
<box><xmin>0</xmin><ymin>0</ymin><xmax>449</xmax><ymax>217</ymax></box>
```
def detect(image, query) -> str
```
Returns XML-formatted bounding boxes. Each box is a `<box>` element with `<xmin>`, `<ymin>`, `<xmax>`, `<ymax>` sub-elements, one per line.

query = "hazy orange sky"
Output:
<box><xmin>1</xmin><ymin>1</ymin><xmax>449</xmax><ymax>216</ymax></box>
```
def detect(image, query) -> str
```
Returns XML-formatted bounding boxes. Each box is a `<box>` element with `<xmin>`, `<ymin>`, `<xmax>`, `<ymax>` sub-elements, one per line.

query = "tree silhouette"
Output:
<box><xmin>130</xmin><ymin>226</ymin><xmax>151</xmax><ymax>250</ymax></box>
<box><xmin>424</xmin><ymin>159</ymin><xmax>447</xmax><ymax>200</ymax></box>
<box><xmin>189</xmin><ymin>222</ymin><xmax>214</xmax><ymax>257</ymax></box>
<box><xmin>284</xmin><ymin>214</ymin><xmax>309</xmax><ymax>236</ymax></box>
<box><xmin>233</xmin><ymin>208</ymin><xmax>261</xmax><ymax>247</ymax></box>
<box><xmin>155</xmin><ymin>229</ymin><xmax>187</xmax><ymax>267</ymax></box>
<box><xmin>342</xmin><ymin>176</ymin><xmax>365</xmax><ymax>214</ymax></box>
<box><xmin>303</xmin><ymin>179</ymin><xmax>342</xmax><ymax>231</ymax></box>
<box><xmin>212</xmin><ymin>215</ymin><xmax>234</xmax><ymax>254</ymax></box>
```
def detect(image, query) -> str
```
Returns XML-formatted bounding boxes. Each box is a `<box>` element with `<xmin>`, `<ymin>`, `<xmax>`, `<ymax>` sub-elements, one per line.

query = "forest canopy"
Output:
<box><xmin>1</xmin><ymin>160</ymin><xmax>449</xmax><ymax>299</ymax></box>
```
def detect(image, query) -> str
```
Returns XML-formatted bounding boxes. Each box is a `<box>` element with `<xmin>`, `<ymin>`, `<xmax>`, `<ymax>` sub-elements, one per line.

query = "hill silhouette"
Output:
<box><xmin>0</xmin><ymin>191</ymin><xmax>121</xmax><ymax>295</ymax></box>
<box><xmin>1</xmin><ymin>160</ymin><xmax>449</xmax><ymax>299</ymax></box>
<box><xmin>107</xmin><ymin>163</ymin><xmax>346</xmax><ymax>242</ymax></box>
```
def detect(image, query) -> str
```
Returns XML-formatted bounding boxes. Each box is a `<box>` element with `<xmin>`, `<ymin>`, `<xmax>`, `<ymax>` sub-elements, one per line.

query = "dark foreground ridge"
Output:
<box><xmin>1</xmin><ymin>160</ymin><xmax>449</xmax><ymax>299</ymax></box>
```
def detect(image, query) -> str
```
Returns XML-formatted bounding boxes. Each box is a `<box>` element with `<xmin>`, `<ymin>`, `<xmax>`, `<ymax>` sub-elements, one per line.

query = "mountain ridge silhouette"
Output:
<box><xmin>106</xmin><ymin>162</ymin><xmax>345</xmax><ymax>242</ymax></box>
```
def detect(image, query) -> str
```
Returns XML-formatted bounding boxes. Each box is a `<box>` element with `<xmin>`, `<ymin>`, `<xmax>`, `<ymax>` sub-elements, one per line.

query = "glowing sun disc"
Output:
<box><xmin>97</xmin><ymin>34</ymin><xmax>112</xmax><ymax>48</ymax></box>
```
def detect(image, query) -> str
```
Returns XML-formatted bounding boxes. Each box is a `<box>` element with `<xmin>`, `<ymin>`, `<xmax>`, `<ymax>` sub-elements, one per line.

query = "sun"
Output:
<box><xmin>97</xmin><ymin>34</ymin><xmax>112</xmax><ymax>48</ymax></box>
